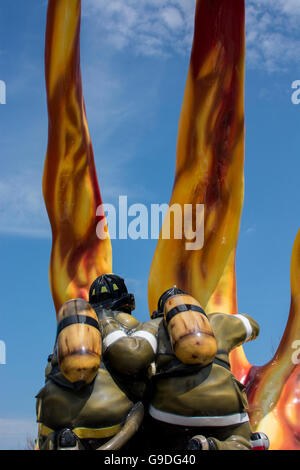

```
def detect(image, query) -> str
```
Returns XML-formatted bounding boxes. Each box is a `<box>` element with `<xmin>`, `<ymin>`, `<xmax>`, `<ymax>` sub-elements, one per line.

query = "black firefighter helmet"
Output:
<box><xmin>89</xmin><ymin>274</ymin><xmax>135</xmax><ymax>314</ymax></box>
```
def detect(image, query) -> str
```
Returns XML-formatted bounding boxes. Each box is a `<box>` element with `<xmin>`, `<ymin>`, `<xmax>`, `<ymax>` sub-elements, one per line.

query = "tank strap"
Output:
<box><xmin>47</xmin><ymin>370</ymin><xmax>93</xmax><ymax>391</ymax></box>
<box><xmin>154</xmin><ymin>356</ymin><xmax>230</xmax><ymax>380</ymax></box>
<box><xmin>156</xmin><ymin>321</ymin><xmax>173</xmax><ymax>356</ymax></box>
<box><xmin>165</xmin><ymin>304</ymin><xmax>207</xmax><ymax>324</ymax></box>
<box><xmin>213</xmin><ymin>357</ymin><xmax>231</xmax><ymax>371</ymax></box>
<box><xmin>47</xmin><ymin>362</ymin><xmax>108</xmax><ymax>391</ymax></box>
<box><xmin>56</xmin><ymin>315</ymin><xmax>100</xmax><ymax>338</ymax></box>
<box><xmin>154</xmin><ymin>359</ymin><xmax>213</xmax><ymax>380</ymax></box>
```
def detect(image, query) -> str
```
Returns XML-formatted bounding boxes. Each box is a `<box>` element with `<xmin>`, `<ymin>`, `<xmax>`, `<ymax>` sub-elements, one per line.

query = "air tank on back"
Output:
<box><xmin>161</xmin><ymin>289</ymin><xmax>217</xmax><ymax>366</ymax></box>
<box><xmin>56</xmin><ymin>298</ymin><xmax>101</xmax><ymax>384</ymax></box>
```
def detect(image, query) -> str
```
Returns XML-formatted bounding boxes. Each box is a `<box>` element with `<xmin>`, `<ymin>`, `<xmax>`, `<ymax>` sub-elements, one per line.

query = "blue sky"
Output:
<box><xmin>0</xmin><ymin>0</ymin><xmax>300</xmax><ymax>449</ymax></box>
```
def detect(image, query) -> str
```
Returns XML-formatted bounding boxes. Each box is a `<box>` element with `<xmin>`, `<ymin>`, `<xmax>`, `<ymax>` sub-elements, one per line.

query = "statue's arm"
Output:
<box><xmin>209</xmin><ymin>313</ymin><xmax>260</xmax><ymax>353</ymax></box>
<box><xmin>100</xmin><ymin>311</ymin><xmax>158</xmax><ymax>375</ymax></box>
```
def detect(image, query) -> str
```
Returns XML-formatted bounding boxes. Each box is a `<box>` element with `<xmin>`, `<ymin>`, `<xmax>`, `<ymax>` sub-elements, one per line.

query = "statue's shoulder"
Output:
<box><xmin>115</xmin><ymin>312</ymin><xmax>140</xmax><ymax>330</ymax></box>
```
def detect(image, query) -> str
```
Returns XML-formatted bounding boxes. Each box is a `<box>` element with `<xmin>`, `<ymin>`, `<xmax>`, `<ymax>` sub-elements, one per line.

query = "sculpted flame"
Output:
<box><xmin>148</xmin><ymin>0</ymin><xmax>245</xmax><ymax>314</ymax></box>
<box><xmin>207</xmin><ymin>233</ymin><xmax>300</xmax><ymax>450</ymax></box>
<box><xmin>244</xmin><ymin>231</ymin><xmax>300</xmax><ymax>449</ymax></box>
<box><xmin>148</xmin><ymin>0</ymin><xmax>300</xmax><ymax>450</ymax></box>
<box><xmin>44</xmin><ymin>0</ymin><xmax>112</xmax><ymax>313</ymax></box>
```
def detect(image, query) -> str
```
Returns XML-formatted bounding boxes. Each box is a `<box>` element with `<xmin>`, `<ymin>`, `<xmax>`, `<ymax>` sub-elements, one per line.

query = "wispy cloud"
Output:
<box><xmin>84</xmin><ymin>0</ymin><xmax>300</xmax><ymax>71</ymax></box>
<box><xmin>84</xmin><ymin>0</ymin><xmax>195</xmax><ymax>57</ymax></box>
<box><xmin>0</xmin><ymin>162</ymin><xmax>150</xmax><ymax>239</ymax></box>
<box><xmin>0</xmin><ymin>170</ymin><xmax>50</xmax><ymax>238</ymax></box>
<box><xmin>245</xmin><ymin>225</ymin><xmax>256</xmax><ymax>235</ymax></box>
<box><xmin>247</xmin><ymin>0</ymin><xmax>300</xmax><ymax>71</ymax></box>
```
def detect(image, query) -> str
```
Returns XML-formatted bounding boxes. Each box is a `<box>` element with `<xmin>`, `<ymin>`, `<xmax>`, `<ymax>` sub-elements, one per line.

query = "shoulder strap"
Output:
<box><xmin>213</xmin><ymin>356</ymin><xmax>231</xmax><ymax>371</ymax></box>
<box><xmin>154</xmin><ymin>359</ymin><xmax>213</xmax><ymax>380</ymax></box>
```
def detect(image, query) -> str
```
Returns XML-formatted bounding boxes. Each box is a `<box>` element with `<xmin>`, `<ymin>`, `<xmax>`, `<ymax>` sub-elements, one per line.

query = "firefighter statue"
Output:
<box><xmin>142</xmin><ymin>287</ymin><xmax>269</xmax><ymax>451</ymax></box>
<box><xmin>36</xmin><ymin>277</ymin><xmax>268</xmax><ymax>451</ymax></box>
<box><xmin>35</xmin><ymin>274</ymin><xmax>158</xmax><ymax>450</ymax></box>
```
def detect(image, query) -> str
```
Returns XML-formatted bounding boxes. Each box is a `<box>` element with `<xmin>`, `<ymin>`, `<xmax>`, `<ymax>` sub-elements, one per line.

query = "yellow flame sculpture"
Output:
<box><xmin>148</xmin><ymin>0</ymin><xmax>245</xmax><ymax>314</ymax></box>
<box><xmin>44</xmin><ymin>0</ymin><xmax>112</xmax><ymax>314</ymax></box>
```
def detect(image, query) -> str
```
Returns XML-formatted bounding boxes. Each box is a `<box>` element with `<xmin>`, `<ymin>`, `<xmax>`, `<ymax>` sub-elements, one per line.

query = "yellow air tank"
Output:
<box><xmin>56</xmin><ymin>299</ymin><xmax>101</xmax><ymax>384</ymax></box>
<box><xmin>163</xmin><ymin>293</ymin><xmax>217</xmax><ymax>366</ymax></box>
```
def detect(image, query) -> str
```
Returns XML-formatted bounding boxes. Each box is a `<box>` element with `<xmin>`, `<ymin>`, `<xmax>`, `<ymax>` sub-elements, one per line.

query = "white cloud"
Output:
<box><xmin>0</xmin><ymin>165</ymin><xmax>143</xmax><ymax>238</ymax></box>
<box><xmin>84</xmin><ymin>0</ymin><xmax>195</xmax><ymax>56</ymax></box>
<box><xmin>258</xmin><ymin>0</ymin><xmax>300</xmax><ymax>16</ymax></box>
<box><xmin>84</xmin><ymin>0</ymin><xmax>300</xmax><ymax>71</ymax></box>
<box><xmin>161</xmin><ymin>7</ymin><xmax>184</xmax><ymax>30</ymax></box>
<box><xmin>0</xmin><ymin>170</ymin><xmax>50</xmax><ymax>238</ymax></box>
<box><xmin>247</xmin><ymin>1</ymin><xmax>300</xmax><ymax>71</ymax></box>
<box><xmin>245</xmin><ymin>225</ymin><xmax>256</xmax><ymax>235</ymax></box>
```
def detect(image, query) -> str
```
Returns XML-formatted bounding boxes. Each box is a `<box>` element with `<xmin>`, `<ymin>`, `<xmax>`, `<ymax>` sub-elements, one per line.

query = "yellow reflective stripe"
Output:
<box><xmin>39</xmin><ymin>422</ymin><xmax>122</xmax><ymax>439</ymax></box>
<box><xmin>73</xmin><ymin>424</ymin><xmax>122</xmax><ymax>439</ymax></box>
<box><xmin>39</xmin><ymin>424</ymin><xmax>53</xmax><ymax>437</ymax></box>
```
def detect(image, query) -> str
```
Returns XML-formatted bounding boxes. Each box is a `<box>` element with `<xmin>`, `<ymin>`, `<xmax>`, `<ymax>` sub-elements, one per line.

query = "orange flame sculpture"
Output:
<box><xmin>44</xmin><ymin>0</ymin><xmax>112</xmax><ymax>313</ymax></box>
<box><xmin>148</xmin><ymin>0</ymin><xmax>245</xmax><ymax>314</ymax></box>
<box><xmin>148</xmin><ymin>0</ymin><xmax>300</xmax><ymax>450</ymax></box>
<box><xmin>244</xmin><ymin>231</ymin><xmax>300</xmax><ymax>449</ymax></box>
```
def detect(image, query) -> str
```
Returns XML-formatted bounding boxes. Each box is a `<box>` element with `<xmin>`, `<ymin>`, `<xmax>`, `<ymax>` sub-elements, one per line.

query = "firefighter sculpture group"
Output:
<box><xmin>35</xmin><ymin>274</ymin><xmax>269</xmax><ymax>451</ymax></box>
